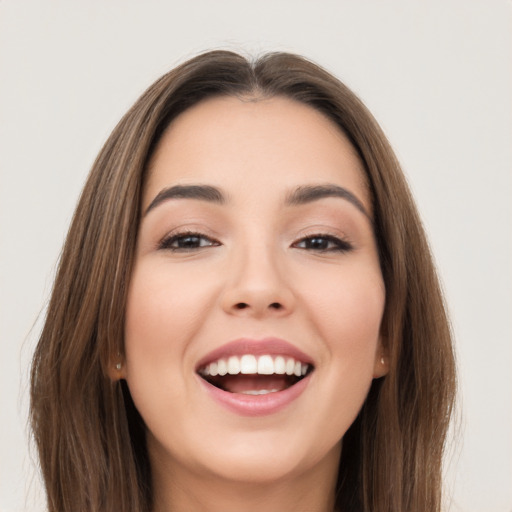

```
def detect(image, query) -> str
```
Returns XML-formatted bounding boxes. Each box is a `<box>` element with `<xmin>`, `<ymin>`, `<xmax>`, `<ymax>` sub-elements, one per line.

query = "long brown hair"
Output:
<box><xmin>30</xmin><ymin>50</ymin><xmax>456</xmax><ymax>512</ymax></box>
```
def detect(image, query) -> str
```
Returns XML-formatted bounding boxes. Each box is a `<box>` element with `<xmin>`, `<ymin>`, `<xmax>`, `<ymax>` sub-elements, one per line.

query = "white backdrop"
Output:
<box><xmin>1</xmin><ymin>2</ymin><xmax>511</xmax><ymax>511</ymax></box>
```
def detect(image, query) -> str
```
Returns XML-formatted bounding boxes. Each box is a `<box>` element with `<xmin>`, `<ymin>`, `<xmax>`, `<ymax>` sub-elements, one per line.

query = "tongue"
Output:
<box><xmin>215</xmin><ymin>374</ymin><xmax>291</xmax><ymax>394</ymax></box>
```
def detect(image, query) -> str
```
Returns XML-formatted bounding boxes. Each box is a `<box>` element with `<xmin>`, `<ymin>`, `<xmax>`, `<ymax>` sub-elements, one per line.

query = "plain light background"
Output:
<box><xmin>1</xmin><ymin>1</ymin><xmax>510</xmax><ymax>511</ymax></box>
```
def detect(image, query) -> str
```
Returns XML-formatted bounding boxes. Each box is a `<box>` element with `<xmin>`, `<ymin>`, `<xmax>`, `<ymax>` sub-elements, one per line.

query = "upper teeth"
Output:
<box><xmin>199</xmin><ymin>355</ymin><xmax>309</xmax><ymax>378</ymax></box>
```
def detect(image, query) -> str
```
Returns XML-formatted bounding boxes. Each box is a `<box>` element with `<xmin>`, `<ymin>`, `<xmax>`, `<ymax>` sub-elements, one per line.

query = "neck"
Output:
<box><xmin>150</xmin><ymin>446</ymin><xmax>341</xmax><ymax>512</ymax></box>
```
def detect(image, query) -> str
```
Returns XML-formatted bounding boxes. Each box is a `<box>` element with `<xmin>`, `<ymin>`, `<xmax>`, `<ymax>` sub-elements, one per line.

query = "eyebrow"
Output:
<box><xmin>144</xmin><ymin>184</ymin><xmax>226</xmax><ymax>216</ymax></box>
<box><xmin>144</xmin><ymin>182</ymin><xmax>370</xmax><ymax>219</ymax></box>
<box><xmin>285</xmin><ymin>184</ymin><xmax>370</xmax><ymax>218</ymax></box>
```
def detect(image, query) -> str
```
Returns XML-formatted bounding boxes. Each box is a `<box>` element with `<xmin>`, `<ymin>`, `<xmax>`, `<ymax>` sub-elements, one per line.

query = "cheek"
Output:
<box><xmin>301</xmin><ymin>262</ymin><xmax>384</xmax><ymax>346</ymax></box>
<box><xmin>281</xmin><ymin>262</ymin><xmax>385</xmax><ymax>460</ymax></box>
<box><xmin>299</xmin><ymin>261</ymin><xmax>385</xmax><ymax>392</ymax></box>
<box><xmin>123</xmin><ymin>263</ymin><xmax>214</xmax><ymax>400</ymax></box>
<box><xmin>125</xmin><ymin>261</ymin><xmax>214</xmax><ymax>352</ymax></box>
<box><xmin>123</xmin><ymin>261</ymin><xmax>219</xmax><ymax>442</ymax></box>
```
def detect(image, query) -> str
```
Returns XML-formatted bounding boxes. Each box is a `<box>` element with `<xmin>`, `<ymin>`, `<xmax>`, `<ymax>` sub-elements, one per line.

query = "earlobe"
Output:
<box><xmin>373</xmin><ymin>354</ymin><xmax>389</xmax><ymax>379</ymax></box>
<box><xmin>373</xmin><ymin>336</ymin><xmax>390</xmax><ymax>379</ymax></box>
<box><xmin>107</xmin><ymin>356</ymin><xmax>126</xmax><ymax>381</ymax></box>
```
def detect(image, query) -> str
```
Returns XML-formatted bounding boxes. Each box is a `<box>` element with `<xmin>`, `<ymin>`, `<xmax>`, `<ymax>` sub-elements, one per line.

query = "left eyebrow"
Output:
<box><xmin>285</xmin><ymin>184</ymin><xmax>370</xmax><ymax>218</ymax></box>
<box><xmin>144</xmin><ymin>184</ymin><xmax>226</xmax><ymax>216</ymax></box>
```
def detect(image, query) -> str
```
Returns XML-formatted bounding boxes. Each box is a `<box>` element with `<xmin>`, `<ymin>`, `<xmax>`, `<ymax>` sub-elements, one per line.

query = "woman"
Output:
<box><xmin>30</xmin><ymin>50</ymin><xmax>456</xmax><ymax>512</ymax></box>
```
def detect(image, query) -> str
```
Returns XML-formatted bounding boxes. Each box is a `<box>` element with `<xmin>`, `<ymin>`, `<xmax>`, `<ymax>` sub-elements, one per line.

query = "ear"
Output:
<box><xmin>107</xmin><ymin>354</ymin><xmax>127</xmax><ymax>381</ymax></box>
<box><xmin>372</xmin><ymin>336</ymin><xmax>390</xmax><ymax>379</ymax></box>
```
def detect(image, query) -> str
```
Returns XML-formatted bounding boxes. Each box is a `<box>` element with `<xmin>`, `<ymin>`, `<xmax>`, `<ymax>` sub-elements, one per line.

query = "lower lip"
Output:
<box><xmin>198</xmin><ymin>374</ymin><xmax>312</xmax><ymax>417</ymax></box>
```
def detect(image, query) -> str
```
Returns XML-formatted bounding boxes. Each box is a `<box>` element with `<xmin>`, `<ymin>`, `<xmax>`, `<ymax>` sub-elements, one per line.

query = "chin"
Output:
<box><xmin>169</xmin><ymin>427</ymin><xmax>341</xmax><ymax>486</ymax></box>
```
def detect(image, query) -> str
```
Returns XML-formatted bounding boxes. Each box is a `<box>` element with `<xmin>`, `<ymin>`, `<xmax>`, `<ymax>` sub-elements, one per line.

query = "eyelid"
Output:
<box><xmin>157</xmin><ymin>229</ymin><xmax>221</xmax><ymax>251</ymax></box>
<box><xmin>291</xmin><ymin>231</ymin><xmax>353</xmax><ymax>252</ymax></box>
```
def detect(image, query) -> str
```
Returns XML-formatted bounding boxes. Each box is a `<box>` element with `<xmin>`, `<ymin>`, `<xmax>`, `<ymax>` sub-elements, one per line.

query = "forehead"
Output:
<box><xmin>144</xmin><ymin>95</ymin><xmax>369</xmax><ymax>210</ymax></box>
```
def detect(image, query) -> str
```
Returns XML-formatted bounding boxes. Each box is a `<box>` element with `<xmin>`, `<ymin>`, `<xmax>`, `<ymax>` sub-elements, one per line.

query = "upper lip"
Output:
<box><xmin>195</xmin><ymin>338</ymin><xmax>314</xmax><ymax>371</ymax></box>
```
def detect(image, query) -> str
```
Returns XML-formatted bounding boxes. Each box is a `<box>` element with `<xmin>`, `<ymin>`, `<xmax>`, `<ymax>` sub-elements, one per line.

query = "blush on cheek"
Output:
<box><xmin>315</xmin><ymin>286</ymin><xmax>383</xmax><ymax>331</ymax></box>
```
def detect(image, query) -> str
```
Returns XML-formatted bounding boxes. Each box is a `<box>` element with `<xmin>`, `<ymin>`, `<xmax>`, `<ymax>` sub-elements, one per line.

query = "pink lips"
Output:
<box><xmin>196</xmin><ymin>338</ymin><xmax>313</xmax><ymax>417</ymax></box>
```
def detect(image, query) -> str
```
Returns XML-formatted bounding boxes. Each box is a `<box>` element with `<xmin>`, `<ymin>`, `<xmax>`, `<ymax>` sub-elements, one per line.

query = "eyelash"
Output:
<box><xmin>158</xmin><ymin>230</ymin><xmax>353</xmax><ymax>254</ymax></box>
<box><xmin>292</xmin><ymin>234</ymin><xmax>353</xmax><ymax>253</ymax></box>
<box><xmin>158</xmin><ymin>231</ymin><xmax>220</xmax><ymax>251</ymax></box>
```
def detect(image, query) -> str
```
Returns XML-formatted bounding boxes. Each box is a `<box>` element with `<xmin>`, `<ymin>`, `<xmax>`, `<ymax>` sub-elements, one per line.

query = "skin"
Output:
<box><xmin>118</xmin><ymin>96</ymin><xmax>388</xmax><ymax>512</ymax></box>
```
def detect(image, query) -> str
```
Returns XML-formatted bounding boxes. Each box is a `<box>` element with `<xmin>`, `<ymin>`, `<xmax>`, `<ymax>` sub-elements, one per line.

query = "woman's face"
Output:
<box><xmin>123</xmin><ymin>96</ymin><xmax>386</xmax><ymax>486</ymax></box>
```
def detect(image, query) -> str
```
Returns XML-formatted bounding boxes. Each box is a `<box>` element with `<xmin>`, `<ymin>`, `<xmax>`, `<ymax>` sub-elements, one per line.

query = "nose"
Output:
<box><xmin>220</xmin><ymin>243</ymin><xmax>295</xmax><ymax>318</ymax></box>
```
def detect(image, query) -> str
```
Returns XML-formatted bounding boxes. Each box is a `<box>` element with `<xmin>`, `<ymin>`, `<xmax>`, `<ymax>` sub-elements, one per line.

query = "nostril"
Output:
<box><xmin>233</xmin><ymin>302</ymin><xmax>283</xmax><ymax>311</ymax></box>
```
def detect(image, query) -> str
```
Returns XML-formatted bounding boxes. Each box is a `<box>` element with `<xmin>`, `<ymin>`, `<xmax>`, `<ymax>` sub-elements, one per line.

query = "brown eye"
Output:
<box><xmin>159</xmin><ymin>232</ymin><xmax>220</xmax><ymax>251</ymax></box>
<box><xmin>293</xmin><ymin>235</ymin><xmax>352</xmax><ymax>253</ymax></box>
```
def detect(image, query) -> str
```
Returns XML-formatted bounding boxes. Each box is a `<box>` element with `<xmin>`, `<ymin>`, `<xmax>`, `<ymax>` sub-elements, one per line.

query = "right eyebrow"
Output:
<box><xmin>144</xmin><ymin>184</ymin><xmax>226</xmax><ymax>216</ymax></box>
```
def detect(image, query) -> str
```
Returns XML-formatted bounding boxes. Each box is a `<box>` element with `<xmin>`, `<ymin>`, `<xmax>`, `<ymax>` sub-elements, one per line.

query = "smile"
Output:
<box><xmin>198</xmin><ymin>354</ymin><xmax>312</xmax><ymax>394</ymax></box>
<box><xmin>196</xmin><ymin>339</ymin><xmax>314</xmax><ymax>415</ymax></box>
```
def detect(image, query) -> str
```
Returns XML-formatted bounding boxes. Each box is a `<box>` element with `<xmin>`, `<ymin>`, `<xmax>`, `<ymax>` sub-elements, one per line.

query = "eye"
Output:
<box><xmin>158</xmin><ymin>231</ymin><xmax>220</xmax><ymax>251</ymax></box>
<box><xmin>293</xmin><ymin>234</ymin><xmax>352</xmax><ymax>253</ymax></box>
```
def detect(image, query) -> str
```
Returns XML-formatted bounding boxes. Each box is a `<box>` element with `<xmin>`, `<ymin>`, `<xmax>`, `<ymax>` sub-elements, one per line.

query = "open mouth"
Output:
<box><xmin>197</xmin><ymin>354</ymin><xmax>313</xmax><ymax>395</ymax></box>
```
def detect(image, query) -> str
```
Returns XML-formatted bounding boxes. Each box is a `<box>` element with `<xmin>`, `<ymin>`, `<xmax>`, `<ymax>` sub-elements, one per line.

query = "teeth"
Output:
<box><xmin>227</xmin><ymin>356</ymin><xmax>240</xmax><ymax>375</ymax></box>
<box><xmin>217</xmin><ymin>359</ymin><xmax>227</xmax><ymax>376</ymax></box>
<box><xmin>200</xmin><ymin>355</ymin><xmax>311</xmax><ymax>377</ymax></box>
<box><xmin>240</xmin><ymin>355</ymin><xmax>257</xmax><ymax>374</ymax></box>
<box><xmin>241</xmin><ymin>389</ymin><xmax>280</xmax><ymax>395</ymax></box>
<box><xmin>274</xmin><ymin>356</ymin><xmax>286</xmax><ymax>374</ymax></box>
<box><xmin>257</xmin><ymin>355</ymin><xmax>274</xmax><ymax>375</ymax></box>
